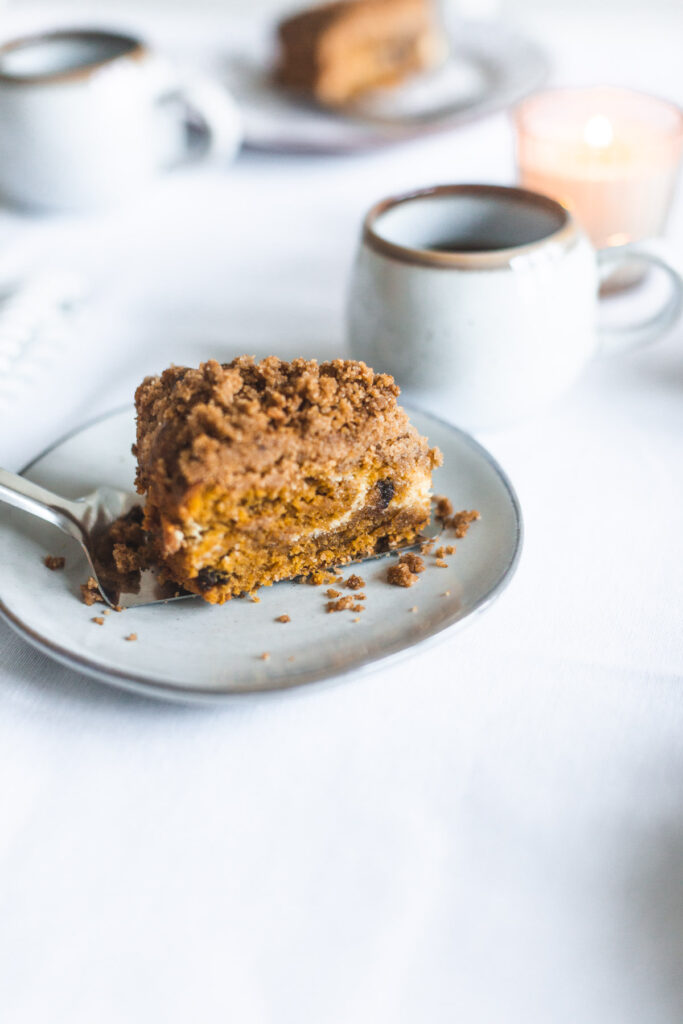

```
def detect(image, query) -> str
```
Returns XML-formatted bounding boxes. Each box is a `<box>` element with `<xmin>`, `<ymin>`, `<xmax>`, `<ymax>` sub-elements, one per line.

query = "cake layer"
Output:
<box><xmin>134</xmin><ymin>357</ymin><xmax>441</xmax><ymax>603</ymax></box>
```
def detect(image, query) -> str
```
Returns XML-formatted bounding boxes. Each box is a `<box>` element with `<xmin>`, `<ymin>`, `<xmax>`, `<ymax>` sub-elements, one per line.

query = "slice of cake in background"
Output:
<box><xmin>133</xmin><ymin>357</ymin><xmax>441</xmax><ymax>604</ymax></box>
<box><xmin>275</xmin><ymin>0</ymin><xmax>445</xmax><ymax>107</ymax></box>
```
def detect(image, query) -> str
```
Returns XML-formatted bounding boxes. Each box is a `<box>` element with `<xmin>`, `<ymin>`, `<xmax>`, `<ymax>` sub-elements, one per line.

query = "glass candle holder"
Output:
<box><xmin>514</xmin><ymin>87</ymin><xmax>683</xmax><ymax>253</ymax></box>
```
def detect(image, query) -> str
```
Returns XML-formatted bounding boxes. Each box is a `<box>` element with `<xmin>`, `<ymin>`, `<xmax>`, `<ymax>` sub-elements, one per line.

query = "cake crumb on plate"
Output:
<box><xmin>433</xmin><ymin>495</ymin><xmax>454</xmax><ymax>521</ymax></box>
<box><xmin>124</xmin><ymin>633</ymin><xmax>137</xmax><ymax>642</ymax></box>
<box><xmin>345</xmin><ymin>574</ymin><xmax>365</xmax><ymax>590</ymax></box>
<box><xmin>326</xmin><ymin>595</ymin><xmax>355</xmax><ymax>612</ymax></box>
<box><xmin>398</xmin><ymin>552</ymin><xmax>424</xmax><ymax>573</ymax></box>
<box><xmin>80</xmin><ymin>576</ymin><xmax>104</xmax><ymax>606</ymax></box>
<box><xmin>387</xmin><ymin>563</ymin><xmax>418</xmax><ymax>587</ymax></box>
<box><xmin>44</xmin><ymin>555</ymin><xmax>65</xmax><ymax>571</ymax></box>
<box><xmin>276</xmin><ymin>614</ymin><xmax>290</xmax><ymax>623</ymax></box>
<box><xmin>447</xmin><ymin>509</ymin><xmax>480</xmax><ymax>537</ymax></box>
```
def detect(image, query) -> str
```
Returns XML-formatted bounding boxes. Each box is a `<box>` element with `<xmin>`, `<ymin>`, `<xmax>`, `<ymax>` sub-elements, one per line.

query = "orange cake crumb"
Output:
<box><xmin>326</xmin><ymin>588</ymin><xmax>341</xmax><ymax>598</ymax></box>
<box><xmin>276</xmin><ymin>614</ymin><xmax>291</xmax><ymax>623</ymax></box>
<box><xmin>44</xmin><ymin>555</ymin><xmax>65</xmax><ymax>571</ymax></box>
<box><xmin>92</xmin><ymin>616</ymin><xmax>105</xmax><ymax>625</ymax></box>
<box><xmin>435</xmin><ymin>558</ymin><xmax>448</xmax><ymax>568</ymax></box>
<box><xmin>124</xmin><ymin>633</ymin><xmax>138</xmax><ymax>642</ymax></box>
<box><xmin>260</xmin><ymin>652</ymin><xmax>271</xmax><ymax>661</ymax></box>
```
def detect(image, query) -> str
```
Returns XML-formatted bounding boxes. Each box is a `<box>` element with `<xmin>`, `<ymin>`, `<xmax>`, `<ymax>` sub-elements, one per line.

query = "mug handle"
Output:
<box><xmin>597</xmin><ymin>239</ymin><xmax>683</xmax><ymax>354</ymax></box>
<box><xmin>155</xmin><ymin>67</ymin><xmax>242</xmax><ymax>168</ymax></box>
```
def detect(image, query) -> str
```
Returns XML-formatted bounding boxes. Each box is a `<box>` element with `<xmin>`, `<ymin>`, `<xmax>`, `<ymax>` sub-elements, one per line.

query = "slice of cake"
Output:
<box><xmin>275</xmin><ymin>0</ymin><xmax>444</xmax><ymax>107</ymax></box>
<box><xmin>133</xmin><ymin>357</ymin><xmax>441</xmax><ymax>604</ymax></box>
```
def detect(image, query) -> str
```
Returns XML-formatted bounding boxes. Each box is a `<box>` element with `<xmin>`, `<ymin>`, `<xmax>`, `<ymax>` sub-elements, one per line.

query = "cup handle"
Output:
<box><xmin>156</xmin><ymin>69</ymin><xmax>242</xmax><ymax>168</ymax></box>
<box><xmin>597</xmin><ymin>239</ymin><xmax>683</xmax><ymax>355</ymax></box>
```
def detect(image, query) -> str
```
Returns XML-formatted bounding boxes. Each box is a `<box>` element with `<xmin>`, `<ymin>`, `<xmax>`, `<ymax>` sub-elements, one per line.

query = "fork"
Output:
<box><xmin>0</xmin><ymin>470</ymin><xmax>179</xmax><ymax>608</ymax></box>
<box><xmin>0</xmin><ymin>468</ymin><xmax>439</xmax><ymax>609</ymax></box>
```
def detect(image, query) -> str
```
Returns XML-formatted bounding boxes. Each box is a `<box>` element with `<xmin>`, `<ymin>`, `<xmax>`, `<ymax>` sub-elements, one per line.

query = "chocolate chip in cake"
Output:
<box><xmin>376</xmin><ymin>478</ymin><xmax>395</xmax><ymax>508</ymax></box>
<box><xmin>196</xmin><ymin>567</ymin><xmax>230</xmax><ymax>591</ymax></box>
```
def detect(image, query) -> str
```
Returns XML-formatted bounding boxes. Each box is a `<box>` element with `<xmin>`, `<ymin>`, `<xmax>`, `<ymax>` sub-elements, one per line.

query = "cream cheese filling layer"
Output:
<box><xmin>181</xmin><ymin>468</ymin><xmax>432</xmax><ymax>562</ymax></box>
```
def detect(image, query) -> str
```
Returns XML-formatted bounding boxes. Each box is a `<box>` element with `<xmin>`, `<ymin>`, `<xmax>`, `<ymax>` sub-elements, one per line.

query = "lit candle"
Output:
<box><xmin>514</xmin><ymin>87</ymin><xmax>683</xmax><ymax>250</ymax></box>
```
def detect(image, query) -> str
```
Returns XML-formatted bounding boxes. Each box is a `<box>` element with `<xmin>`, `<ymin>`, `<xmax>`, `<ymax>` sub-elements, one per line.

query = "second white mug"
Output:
<box><xmin>347</xmin><ymin>184</ymin><xmax>683</xmax><ymax>430</ymax></box>
<box><xmin>0</xmin><ymin>27</ymin><xmax>242</xmax><ymax>211</ymax></box>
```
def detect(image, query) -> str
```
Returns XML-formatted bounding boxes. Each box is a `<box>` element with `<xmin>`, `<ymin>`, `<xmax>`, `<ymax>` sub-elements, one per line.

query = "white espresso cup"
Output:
<box><xmin>347</xmin><ymin>184</ymin><xmax>683</xmax><ymax>429</ymax></box>
<box><xmin>0</xmin><ymin>28</ymin><xmax>242</xmax><ymax>211</ymax></box>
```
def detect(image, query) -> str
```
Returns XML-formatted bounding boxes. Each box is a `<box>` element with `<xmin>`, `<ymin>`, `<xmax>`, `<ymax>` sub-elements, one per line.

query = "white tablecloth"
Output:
<box><xmin>1</xmin><ymin>5</ymin><xmax>682</xmax><ymax>1023</ymax></box>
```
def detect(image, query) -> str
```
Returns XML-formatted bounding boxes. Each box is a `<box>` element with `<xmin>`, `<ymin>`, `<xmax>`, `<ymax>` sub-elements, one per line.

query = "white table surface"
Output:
<box><xmin>1</xmin><ymin>4</ymin><xmax>682</xmax><ymax>1023</ymax></box>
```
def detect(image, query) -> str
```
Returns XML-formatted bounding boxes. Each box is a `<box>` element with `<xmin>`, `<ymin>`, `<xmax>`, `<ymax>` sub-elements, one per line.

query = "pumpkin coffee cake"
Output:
<box><xmin>276</xmin><ymin>0</ymin><xmax>444</xmax><ymax>107</ymax></box>
<box><xmin>133</xmin><ymin>357</ymin><xmax>441</xmax><ymax>604</ymax></box>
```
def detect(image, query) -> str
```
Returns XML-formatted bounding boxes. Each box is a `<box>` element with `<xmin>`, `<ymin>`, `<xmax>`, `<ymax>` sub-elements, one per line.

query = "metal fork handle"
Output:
<box><xmin>0</xmin><ymin>467</ymin><xmax>87</xmax><ymax>543</ymax></box>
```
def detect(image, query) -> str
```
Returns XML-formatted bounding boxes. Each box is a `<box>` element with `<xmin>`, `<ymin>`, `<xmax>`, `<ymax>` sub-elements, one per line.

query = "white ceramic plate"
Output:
<box><xmin>0</xmin><ymin>407</ymin><xmax>521</xmax><ymax>701</ymax></box>
<box><xmin>223</xmin><ymin>18</ymin><xmax>549</xmax><ymax>154</ymax></box>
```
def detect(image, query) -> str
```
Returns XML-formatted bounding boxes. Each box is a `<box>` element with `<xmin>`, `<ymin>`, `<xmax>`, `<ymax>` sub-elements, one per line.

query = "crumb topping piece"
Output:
<box><xmin>92</xmin><ymin>616</ymin><xmax>105</xmax><ymax>626</ymax></box>
<box><xmin>81</xmin><ymin>577</ymin><xmax>105</xmax><ymax>606</ymax></box>
<box><xmin>387</xmin><ymin>563</ymin><xmax>418</xmax><ymax>587</ymax></box>
<box><xmin>447</xmin><ymin>509</ymin><xmax>480</xmax><ymax>537</ymax></box>
<box><xmin>344</xmin><ymin>574</ymin><xmax>365</xmax><ymax>590</ymax></box>
<box><xmin>124</xmin><ymin>633</ymin><xmax>138</xmax><ymax>642</ymax></box>
<box><xmin>44</xmin><ymin>555</ymin><xmax>65</xmax><ymax>571</ymax></box>
<box><xmin>326</xmin><ymin>595</ymin><xmax>355</xmax><ymax>612</ymax></box>
<box><xmin>326</xmin><ymin>588</ymin><xmax>341</xmax><ymax>598</ymax></box>
<box><xmin>276</xmin><ymin>614</ymin><xmax>291</xmax><ymax>623</ymax></box>
<box><xmin>433</xmin><ymin>495</ymin><xmax>454</xmax><ymax>521</ymax></box>
<box><xmin>398</xmin><ymin>552</ymin><xmax>424</xmax><ymax>574</ymax></box>
<box><xmin>435</xmin><ymin>559</ymin><xmax>448</xmax><ymax>568</ymax></box>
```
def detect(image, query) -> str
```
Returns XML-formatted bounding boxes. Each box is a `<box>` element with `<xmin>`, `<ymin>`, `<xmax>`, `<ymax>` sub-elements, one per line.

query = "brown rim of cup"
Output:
<box><xmin>362</xmin><ymin>184</ymin><xmax>579</xmax><ymax>270</ymax></box>
<box><xmin>0</xmin><ymin>29</ymin><xmax>146</xmax><ymax>86</ymax></box>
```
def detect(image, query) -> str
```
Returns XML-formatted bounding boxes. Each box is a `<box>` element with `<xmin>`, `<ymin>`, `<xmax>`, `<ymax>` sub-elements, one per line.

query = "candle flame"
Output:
<box><xmin>583</xmin><ymin>114</ymin><xmax>614</xmax><ymax>149</ymax></box>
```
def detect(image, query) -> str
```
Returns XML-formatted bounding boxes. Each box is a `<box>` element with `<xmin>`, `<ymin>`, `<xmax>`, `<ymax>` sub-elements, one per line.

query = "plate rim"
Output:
<box><xmin>0</xmin><ymin>404</ymin><xmax>523</xmax><ymax>702</ymax></box>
